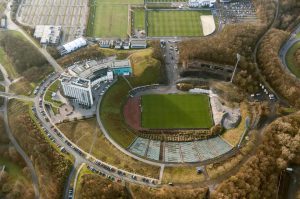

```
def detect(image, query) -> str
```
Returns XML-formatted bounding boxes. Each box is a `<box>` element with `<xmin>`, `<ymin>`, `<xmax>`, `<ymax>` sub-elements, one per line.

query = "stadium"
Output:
<box><xmin>124</xmin><ymin>93</ymin><xmax>214</xmax><ymax>130</ymax></box>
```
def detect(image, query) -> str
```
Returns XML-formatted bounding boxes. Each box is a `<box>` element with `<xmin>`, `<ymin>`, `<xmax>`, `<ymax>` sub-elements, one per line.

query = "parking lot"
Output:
<box><xmin>219</xmin><ymin>0</ymin><xmax>257</xmax><ymax>24</ymax></box>
<box><xmin>17</xmin><ymin>0</ymin><xmax>89</xmax><ymax>43</ymax></box>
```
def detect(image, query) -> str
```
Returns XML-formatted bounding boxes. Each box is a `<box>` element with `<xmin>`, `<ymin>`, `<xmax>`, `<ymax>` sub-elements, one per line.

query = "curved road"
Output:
<box><xmin>279</xmin><ymin>24</ymin><xmax>300</xmax><ymax>78</ymax></box>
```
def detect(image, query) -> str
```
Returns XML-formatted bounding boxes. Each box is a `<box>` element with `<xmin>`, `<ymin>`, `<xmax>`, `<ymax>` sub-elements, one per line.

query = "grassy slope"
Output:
<box><xmin>100</xmin><ymin>48</ymin><xmax>163</xmax><ymax>148</ymax></box>
<box><xmin>286</xmin><ymin>42</ymin><xmax>300</xmax><ymax>78</ymax></box>
<box><xmin>162</xmin><ymin>166</ymin><xmax>205</xmax><ymax>184</ymax></box>
<box><xmin>221</xmin><ymin>102</ymin><xmax>249</xmax><ymax>146</ymax></box>
<box><xmin>44</xmin><ymin>80</ymin><xmax>63</xmax><ymax>107</ymax></box>
<box><xmin>57</xmin><ymin>118</ymin><xmax>160</xmax><ymax>178</ymax></box>
<box><xmin>0</xmin><ymin>48</ymin><xmax>18</xmax><ymax>79</ymax></box>
<box><xmin>142</xmin><ymin>94</ymin><xmax>213</xmax><ymax>129</ymax></box>
<box><xmin>147</xmin><ymin>10</ymin><xmax>211</xmax><ymax>37</ymax></box>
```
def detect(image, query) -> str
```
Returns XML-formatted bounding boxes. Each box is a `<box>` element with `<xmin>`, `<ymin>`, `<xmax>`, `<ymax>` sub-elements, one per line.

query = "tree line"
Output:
<box><xmin>212</xmin><ymin>111</ymin><xmax>300</xmax><ymax>198</ymax></box>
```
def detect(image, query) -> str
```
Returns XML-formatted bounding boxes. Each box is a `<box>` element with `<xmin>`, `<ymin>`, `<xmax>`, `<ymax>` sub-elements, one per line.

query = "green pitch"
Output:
<box><xmin>134</xmin><ymin>9</ymin><xmax>145</xmax><ymax>30</ymax></box>
<box><xmin>147</xmin><ymin>10</ymin><xmax>210</xmax><ymax>37</ymax></box>
<box><xmin>141</xmin><ymin>94</ymin><xmax>213</xmax><ymax>129</ymax></box>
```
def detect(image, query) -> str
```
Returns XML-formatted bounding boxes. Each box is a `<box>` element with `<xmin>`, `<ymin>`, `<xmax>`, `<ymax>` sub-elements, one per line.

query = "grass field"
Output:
<box><xmin>141</xmin><ymin>94</ymin><xmax>213</xmax><ymax>129</ymax></box>
<box><xmin>134</xmin><ymin>9</ymin><xmax>145</xmax><ymax>30</ymax></box>
<box><xmin>147</xmin><ymin>10</ymin><xmax>211</xmax><ymax>37</ymax></box>
<box><xmin>88</xmin><ymin>0</ymin><xmax>144</xmax><ymax>37</ymax></box>
<box><xmin>286</xmin><ymin>42</ymin><xmax>300</xmax><ymax>78</ymax></box>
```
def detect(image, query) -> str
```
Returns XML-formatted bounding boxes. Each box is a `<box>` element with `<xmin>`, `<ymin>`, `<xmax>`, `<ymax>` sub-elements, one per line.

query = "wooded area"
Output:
<box><xmin>257</xmin><ymin>28</ymin><xmax>300</xmax><ymax>107</ymax></box>
<box><xmin>8</xmin><ymin>100</ymin><xmax>72</xmax><ymax>199</ymax></box>
<box><xmin>212</xmin><ymin>112</ymin><xmax>300</xmax><ymax>198</ymax></box>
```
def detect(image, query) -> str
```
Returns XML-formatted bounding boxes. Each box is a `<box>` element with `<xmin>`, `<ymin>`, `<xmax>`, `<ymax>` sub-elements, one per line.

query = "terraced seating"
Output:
<box><xmin>146</xmin><ymin>140</ymin><xmax>161</xmax><ymax>161</ymax></box>
<box><xmin>164</xmin><ymin>142</ymin><xmax>182</xmax><ymax>162</ymax></box>
<box><xmin>180</xmin><ymin>142</ymin><xmax>200</xmax><ymax>162</ymax></box>
<box><xmin>128</xmin><ymin>137</ymin><xmax>149</xmax><ymax>157</ymax></box>
<box><xmin>194</xmin><ymin>141</ymin><xmax>215</xmax><ymax>161</ymax></box>
<box><xmin>207</xmin><ymin>137</ymin><xmax>232</xmax><ymax>155</ymax></box>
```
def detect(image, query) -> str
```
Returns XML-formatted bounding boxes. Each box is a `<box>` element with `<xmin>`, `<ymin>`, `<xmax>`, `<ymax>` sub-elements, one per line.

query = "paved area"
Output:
<box><xmin>17</xmin><ymin>0</ymin><xmax>89</xmax><ymax>43</ymax></box>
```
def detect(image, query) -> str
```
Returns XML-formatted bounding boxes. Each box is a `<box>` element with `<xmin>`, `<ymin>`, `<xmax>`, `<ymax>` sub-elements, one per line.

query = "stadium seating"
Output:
<box><xmin>146</xmin><ymin>140</ymin><xmax>161</xmax><ymax>161</ymax></box>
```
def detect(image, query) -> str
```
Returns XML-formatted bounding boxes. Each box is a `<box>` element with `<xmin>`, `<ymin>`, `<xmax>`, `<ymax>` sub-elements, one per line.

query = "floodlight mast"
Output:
<box><xmin>230</xmin><ymin>53</ymin><xmax>241</xmax><ymax>83</ymax></box>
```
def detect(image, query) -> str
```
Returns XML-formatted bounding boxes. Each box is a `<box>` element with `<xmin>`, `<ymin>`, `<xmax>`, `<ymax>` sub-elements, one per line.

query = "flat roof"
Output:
<box><xmin>62</xmin><ymin>37</ymin><xmax>87</xmax><ymax>53</ymax></box>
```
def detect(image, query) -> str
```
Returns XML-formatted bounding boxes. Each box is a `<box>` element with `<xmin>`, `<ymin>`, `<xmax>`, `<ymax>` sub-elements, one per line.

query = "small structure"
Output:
<box><xmin>130</xmin><ymin>39</ymin><xmax>147</xmax><ymax>49</ymax></box>
<box><xmin>60</xmin><ymin>76</ymin><xmax>93</xmax><ymax>107</ymax></box>
<box><xmin>111</xmin><ymin>60</ymin><xmax>132</xmax><ymax>76</ymax></box>
<box><xmin>114</xmin><ymin>40</ymin><xmax>123</xmax><ymax>49</ymax></box>
<box><xmin>123</xmin><ymin>40</ymin><xmax>130</xmax><ymax>50</ymax></box>
<box><xmin>0</xmin><ymin>16</ymin><xmax>7</xmax><ymax>29</ymax></box>
<box><xmin>57</xmin><ymin>37</ymin><xmax>87</xmax><ymax>55</ymax></box>
<box><xmin>34</xmin><ymin>25</ymin><xmax>62</xmax><ymax>45</ymax></box>
<box><xmin>99</xmin><ymin>40</ymin><xmax>111</xmax><ymax>48</ymax></box>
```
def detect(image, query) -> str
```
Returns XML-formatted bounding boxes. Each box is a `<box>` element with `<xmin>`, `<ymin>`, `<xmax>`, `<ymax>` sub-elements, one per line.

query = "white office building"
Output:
<box><xmin>60</xmin><ymin>76</ymin><xmax>93</xmax><ymax>107</ymax></box>
<box><xmin>34</xmin><ymin>25</ymin><xmax>62</xmax><ymax>45</ymax></box>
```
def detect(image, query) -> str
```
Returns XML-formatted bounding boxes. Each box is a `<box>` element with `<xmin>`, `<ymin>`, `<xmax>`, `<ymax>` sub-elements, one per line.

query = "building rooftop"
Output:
<box><xmin>61</xmin><ymin>75</ymin><xmax>90</xmax><ymax>88</ymax></box>
<box><xmin>62</xmin><ymin>37</ymin><xmax>87</xmax><ymax>53</ymax></box>
<box><xmin>67</xmin><ymin>59</ymin><xmax>131</xmax><ymax>79</ymax></box>
<box><xmin>34</xmin><ymin>25</ymin><xmax>61</xmax><ymax>44</ymax></box>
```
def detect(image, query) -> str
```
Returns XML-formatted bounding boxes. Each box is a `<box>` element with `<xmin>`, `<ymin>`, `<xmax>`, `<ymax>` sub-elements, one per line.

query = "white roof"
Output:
<box><xmin>62</xmin><ymin>37</ymin><xmax>87</xmax><ymax>53</ymax></box>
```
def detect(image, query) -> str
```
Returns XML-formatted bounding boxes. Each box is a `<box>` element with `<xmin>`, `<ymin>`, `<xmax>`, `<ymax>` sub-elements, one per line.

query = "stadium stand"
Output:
<box><xmin>128</xmin><ymin>136</ymin><xmax>233</xmax><ymax>163</ymax></box>
<box><xmin>146</xmin><ymin>140</ymin><xmax>161</xmax><ymax>161</ymax></box>
<box><xmin>128</xmin><ymin>137</ymin><xmax>149</xmax><ymax>156</ymax></box>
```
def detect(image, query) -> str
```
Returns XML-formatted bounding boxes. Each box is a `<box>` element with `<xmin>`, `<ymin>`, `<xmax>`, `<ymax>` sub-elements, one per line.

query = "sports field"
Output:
<box><xmin>147</xmin><ymin>10</ymin><xmax>211</xmax><ymax>37</ymax></box>
<box><xmin>134</xmin><ymin>9</ymin><xmax>145</xmax><ymax>30</ymax></box>
<box><xmin>88</xmin><ymin>0</ymin><xmax>144</xmax><ymax>37</ymax></box>
<box><xmin>141</xmin><ymin>94</ymin><xmax>213</xmax><ymax>129</ymax></box>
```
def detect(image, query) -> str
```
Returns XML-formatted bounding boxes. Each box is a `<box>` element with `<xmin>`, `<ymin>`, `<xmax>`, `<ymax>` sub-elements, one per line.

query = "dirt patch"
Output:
<box><xmin>200</xmin><ymin>15</ymin><xmax>215</xmax><ymax>36</ymax></box>
<box><xmin>123</xmin><ymin>96</ymin><xmax>141</xmax><ymax>130</ymax></box>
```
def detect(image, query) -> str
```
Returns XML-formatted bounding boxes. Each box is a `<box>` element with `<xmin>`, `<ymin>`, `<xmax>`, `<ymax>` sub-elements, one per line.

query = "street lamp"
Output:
<box><xmin>230</xmin><ymin>53</ymin><xmax>241</xmax><ymax>83</ymax></box>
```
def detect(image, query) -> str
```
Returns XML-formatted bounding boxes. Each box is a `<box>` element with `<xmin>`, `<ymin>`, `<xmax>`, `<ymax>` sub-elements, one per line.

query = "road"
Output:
<box><xmin>0</xmin><ymin>91</ymin><xmax>35</xmax><ymax>102</ymax></box>
<box><xmin>279</xmin><ymin>24</ymin><xmax>300</xmax><ymax>79</ymax></box>
<box><xmin>4</xmin><ymin>0</ymin><xmax>64</xmax><ymax>73</ymax></box>
<box><xmin>0</xmin><ymin>64</ymin><xmax>40</xmax><ymax>199</ymax></box>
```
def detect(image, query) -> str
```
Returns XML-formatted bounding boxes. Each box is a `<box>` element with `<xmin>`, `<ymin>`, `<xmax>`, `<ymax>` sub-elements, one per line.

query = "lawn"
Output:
<box><xmin>286</xmin><ymin>41</ymin><xmax>300</xmax><ymax>78</ymax></box>
<box><xmin>162</xmin><ymin>166</ymin><xmax>205</xmax><ymax>184</ymax></box>
<box><xmin>147</xmin><ymin>10</ymin><xmax>210</xmax><ymax>37</ymax></box>
<box><xmin>57</xmin><ymin>118</ymin><xmax>160</xmax><ymax>178</ymax></box>
<box><xmin>44</xmin><ymin>80</ymin><xmax>63</xmax><ymax>108</ymax></box>
<box><xmin>141</xmin><ymin>94</ymin><xmax>213</xmax><ymax>129</ymax></box>
<box><xmin>134</xmin><ymin>9</ymin><xmax>145</xmax><ymax>30</ymax></box>
<box><xmin>93</xmin><ymin>5</ymin><xmax>128</xmax><ymax>38</ymax></box>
